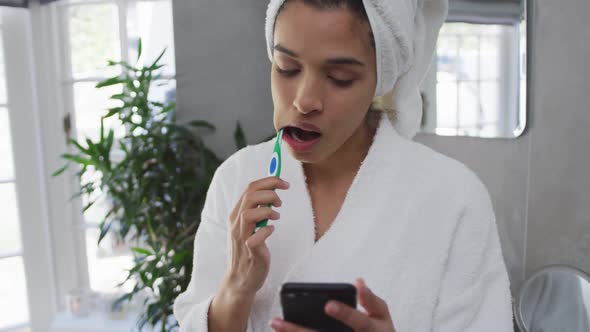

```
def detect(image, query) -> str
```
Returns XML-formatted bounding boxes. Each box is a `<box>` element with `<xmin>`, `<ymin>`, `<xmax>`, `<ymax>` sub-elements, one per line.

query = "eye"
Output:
<box><xmin>329</xmin><ymin>77</ymin><xmax>354</xmax><ymax>88</ymax></box>
<box><xmin>276</xmin><ymin>67</ymin><xmax>299</xmax><ymax>77</ymax></box>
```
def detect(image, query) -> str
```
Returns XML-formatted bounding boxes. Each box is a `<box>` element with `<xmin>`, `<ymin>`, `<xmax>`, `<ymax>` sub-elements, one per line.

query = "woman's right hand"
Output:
<box><xmin>208</xmin><ymin>176</ymin><xmax>289</xmax><ymax>331</ymax></box>
<box><xmin>223</xmin><ymin>176</ymin><xmax>290</xmax><ymax>298</ymax></box>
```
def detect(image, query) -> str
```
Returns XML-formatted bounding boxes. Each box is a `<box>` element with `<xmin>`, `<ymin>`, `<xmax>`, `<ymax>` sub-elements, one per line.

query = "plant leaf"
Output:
<box><xmin>52</xmin><ymin>164</ymin><xmax>69</xmax><ymax>177</ymax></box>
<box><xmin>106</xmin><ymin>60</ymin><xmax>135</xmax><ymax>71</ymax></box>
<box><xmin>131</xmin><ymin>247</ymin><xmax>153</xmax><ymax>256</ymax></box>
<box><xmin>112</xmin><ymin>293</ymin><xmax>133</xmax><ymax>311</ymax></box>
<box><xmin>96</xmin><ymin>76</ymin><xmax>124</xmax><ymax>88</ymax></box>
<box><xmin>82</xmin><ymin>200</ymin><xmax>95</xmax><ymax>213</ymax></box>
<box><xmin>99</xmin><ymin>118</ymin><xmax>105</xmax><ymax>145</ymax></box>
<box><xmin>61</xmin><ymin>153</ymin><xmax>95</xmax><ymax>166</ymax></box>
<box><xmin>110</xmin><ymin>93</ymin><xmax>127</xmax><ymax>101</ymax></box>
<box><xmin>149</xmin><ymin>48</ymin><xmax>167</xmax><ymax>70</ymax></box>
<box><xmin>171</xmin><ymin>250</ymin><xmax>190</xmax><ymax>267</ymax></box>
<box><xmin>104</xmin><ymin>107</ymin><xmax>124</xmax><ymax>119</ymax></box>
<box><xmin>188</xmin><ymin>120</ymin><xmax>215</xmax><ymax>131</ymax></box>
<box><xmin>137</xmin><ymin>38</ymin><xmax>143</xmax><ymax>63</ymax></box>
<box><xmin>234</xmin><ymin>122</ymin><xmax>247</xmax><ymax>150</ymax></box>
<box><xmin>98</xmin><ymin>220</ymin><xmax>112</xmax><ymax>244</ymax></box>
<box><xmin>105</xmin><ymin>129</ymin><xmax>114</xmax><ymax>152</ymax></box>
<box><xmin>150</xmin><ymin>64</ymin><xmax>165</xmax><ymax>71</ymax></box>
<box><xmin>68</xmin><ymin>139</ymin><xmax>90</xmax><ymax>154</ymax></box>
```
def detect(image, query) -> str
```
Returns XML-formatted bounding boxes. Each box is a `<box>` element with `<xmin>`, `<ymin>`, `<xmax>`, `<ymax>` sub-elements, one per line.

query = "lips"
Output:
<box><xmin>281</xmin><ymin>122</ymin><xmax>322</xmax><ymax>152</ymax></box>
<box><xmin>288</xmin><ymin>122</ymin><xmax>321</xmax><ymax>133</ymax></box>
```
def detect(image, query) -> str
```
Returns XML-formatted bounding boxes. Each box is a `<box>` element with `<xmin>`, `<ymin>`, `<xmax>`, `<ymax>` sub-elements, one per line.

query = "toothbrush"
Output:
<box><xmin>256</xmin><ymin>128</ymin><xmax>284</xmax><ymax>230</ymax></box>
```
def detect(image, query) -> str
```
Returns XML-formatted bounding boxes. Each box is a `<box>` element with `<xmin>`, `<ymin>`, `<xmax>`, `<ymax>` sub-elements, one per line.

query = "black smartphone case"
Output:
<box><xmin>280</xmin><ymin>282</ymin><xmax>357</xmax><ymax>332</ymax></box>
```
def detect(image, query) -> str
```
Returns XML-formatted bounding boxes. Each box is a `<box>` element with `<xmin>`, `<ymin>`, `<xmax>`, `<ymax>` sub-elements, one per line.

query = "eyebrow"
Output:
<box><xmin>274</xmin><ymin>44</ymin><xmax>365</xmax><ymax>67</ymax></box>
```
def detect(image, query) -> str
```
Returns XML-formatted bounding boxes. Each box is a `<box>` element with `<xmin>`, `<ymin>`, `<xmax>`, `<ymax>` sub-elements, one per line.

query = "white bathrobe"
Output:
<box><xmin>173</xmin><ymin>116</ymin><xmax>514</xmax><ymax>332</ymax></box>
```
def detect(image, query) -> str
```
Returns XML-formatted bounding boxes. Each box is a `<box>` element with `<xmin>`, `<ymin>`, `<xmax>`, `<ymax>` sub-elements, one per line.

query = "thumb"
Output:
<box><xmin>356</xmin><ymin>278</ymin><xmax>390</xmax><ymax>319</ymax></box>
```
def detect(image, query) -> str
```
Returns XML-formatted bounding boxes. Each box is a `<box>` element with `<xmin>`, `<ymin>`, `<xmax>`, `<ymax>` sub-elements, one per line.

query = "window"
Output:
<box><xmin>56</xmin><ymin>0</ymin><xmax>176</xmax><ymax>295</ymax></box>
<box><xmin>0</xmin><ymin>122</ymin><xmax>32</xmax><ymax>332</ymax></box>
<box><xmin>433</xmin><ymin>22</ymin><xmax>522</xmax><ymax>137</ymax></box>
<box><xmin>417</xmin><ymin>0</ymin><xmax>528</xmax><ymax>138</ymax></box>
<box><xmin>0</xmin><ymin>15</ymin><xmax>31</xmax><ymax>332</ymax></box>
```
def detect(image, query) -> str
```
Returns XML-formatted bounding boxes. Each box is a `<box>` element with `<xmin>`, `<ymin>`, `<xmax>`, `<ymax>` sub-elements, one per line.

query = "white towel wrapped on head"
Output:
<box><xmin>265</xmin><ymin>0</ymin><xmax>448</xmax><ymax>139</ymax></box>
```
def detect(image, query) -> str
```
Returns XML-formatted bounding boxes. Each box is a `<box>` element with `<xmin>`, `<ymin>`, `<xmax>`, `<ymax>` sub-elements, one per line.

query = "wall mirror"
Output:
<box><xmin>418</xmin><ymin>0</ymin><xmax>529</xmax><ymax>138</ymax></box>
<box><xmin>515</xmin><ymin>265</ymin><xmax>590</xmax><ymax>332</ymax></box>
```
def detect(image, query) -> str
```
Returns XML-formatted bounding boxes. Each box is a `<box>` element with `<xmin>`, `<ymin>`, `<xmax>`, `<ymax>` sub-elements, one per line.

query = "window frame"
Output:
<box><xmin>0</xmin><ymin>5</ymin><xmax>59</xmax><ymax>331</ymax></box>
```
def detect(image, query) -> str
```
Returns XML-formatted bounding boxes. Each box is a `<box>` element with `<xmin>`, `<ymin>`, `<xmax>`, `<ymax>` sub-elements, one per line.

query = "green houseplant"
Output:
<box><xmin>54</xmin><ymin>41</ymin><xmax>251</xmax><ymax>331</ymax></box>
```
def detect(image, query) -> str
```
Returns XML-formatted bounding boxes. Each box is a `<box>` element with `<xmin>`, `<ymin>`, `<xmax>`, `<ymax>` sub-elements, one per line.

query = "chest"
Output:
<box><xmin>307</xmin><ymin>182</ymin><xmax>350</xmax><ymax>242</ymax></box>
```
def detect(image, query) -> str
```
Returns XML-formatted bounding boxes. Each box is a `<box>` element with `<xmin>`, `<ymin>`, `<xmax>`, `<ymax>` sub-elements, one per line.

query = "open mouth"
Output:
<box><xmin>283</xmin><ymin>126</ymin><xmax>322</xmax><ymax>142</ymax></box>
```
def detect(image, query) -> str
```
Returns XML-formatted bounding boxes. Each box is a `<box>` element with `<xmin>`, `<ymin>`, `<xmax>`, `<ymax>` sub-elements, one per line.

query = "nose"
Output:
<box><xmin>293</xmin><ymin>73</ymin><xmax>323</xmax><ymax>115</ymax></box>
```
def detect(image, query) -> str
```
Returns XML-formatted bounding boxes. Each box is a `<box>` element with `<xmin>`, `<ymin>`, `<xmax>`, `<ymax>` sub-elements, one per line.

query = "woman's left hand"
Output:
<box><xmin>269</xmin><ymin>278</ymin><xmax>396</xmax><ymax>332</ymax></box>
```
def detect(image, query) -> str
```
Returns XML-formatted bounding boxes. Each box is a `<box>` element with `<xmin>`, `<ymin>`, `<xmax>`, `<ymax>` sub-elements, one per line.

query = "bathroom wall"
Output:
<box><xmin>420</xmin><ymin>0</ymin><xmax>590</xmax><ymax>290</ymax></box>
<box><xmin>172</xmin><ymin>0</ymin><xmax>275</xmax><ymax>154</ymax></box>
<box><xmin>519</xmin><ymin>0</ymin><xmax>590</xmax><ymax>277</ymax></box>
<box><xmin>172</xmin><ymin>0</ymin><xmax>590</xmax><ymax>293</ymax></box>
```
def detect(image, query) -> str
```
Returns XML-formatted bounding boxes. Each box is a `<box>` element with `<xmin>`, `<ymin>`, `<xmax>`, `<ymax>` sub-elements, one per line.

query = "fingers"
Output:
<box><xmin>238</xmin><ymin>207</ymin><xmax>280</xmax><ymax>238</ymax></box>
<box><xmin>269</xmin><ymin>318</ymin><xmax>317</xmax><ymax>332</ymax></box>
<box><xmin>230</xmin><ymin>176</ymin><xmax>288</xmax><ymax>228</ymax></box>
<box><xmin>325</xmin><ymin>300</ymin><xmax>374</xmax><ymax>332</ymax></box>
<box><xmin>246</xmin><ymin>176</ymin><xmax>290</xmax><ymax>195</ymax></box>
<box><xmin>241</xmin><ymin>189</ymin><xmax>283</xmax><ymax>210</ymax></box>
<box><xmin>323</xmin><ymin>279</ymin><xmax>392</xmax><ymax>332</ymax></box>
<box><xmin>245</xmin><ymin>225</ymin><xmax>275</xmax><ymax>253</ymax></box>
<box><xmin>240</xmin><ymin>177</ymin><xmax>288</xmax><ymax>211</ymax></box>
<box><xmin>356</xmin><ymin>278</ymin><xmax>390</xmax><ymax>319</ymax></box>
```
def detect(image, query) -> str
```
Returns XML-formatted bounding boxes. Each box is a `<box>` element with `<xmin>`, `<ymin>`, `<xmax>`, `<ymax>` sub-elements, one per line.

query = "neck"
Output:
<box><xmin>303</xmin><ymin>119</ymin><xmax>377</xmax><ymax>187</ymax></box>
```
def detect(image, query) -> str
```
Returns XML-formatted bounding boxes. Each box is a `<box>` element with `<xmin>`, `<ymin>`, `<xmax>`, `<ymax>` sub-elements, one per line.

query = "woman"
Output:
<box><xmin>173</xmin><ymin>0</ymin><xmax>514</xmax><ymax>331</ymax></box>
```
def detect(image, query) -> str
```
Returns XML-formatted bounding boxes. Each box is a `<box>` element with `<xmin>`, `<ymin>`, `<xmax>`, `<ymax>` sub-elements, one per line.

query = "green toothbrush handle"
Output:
<box><xmin>255</xmin><ymin>210</ymin><xmax>270</xmax><ymax>229</ymax></box>
<box><xmin>256</xmin><ymin>128</ymin><xmax>282</xmax><ymax>231</ymax></box>
<box><xmin>255</xmin><ymin>186</ymin><xmax>278</xmax><ymax>230</ymax></box>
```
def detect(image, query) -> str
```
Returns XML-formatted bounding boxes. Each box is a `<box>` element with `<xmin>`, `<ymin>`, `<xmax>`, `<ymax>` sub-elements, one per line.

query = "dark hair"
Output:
<box><xmin>275</xmin><ymin>0</ymin><xmax>395</xmax><ymax>126</ymax></box>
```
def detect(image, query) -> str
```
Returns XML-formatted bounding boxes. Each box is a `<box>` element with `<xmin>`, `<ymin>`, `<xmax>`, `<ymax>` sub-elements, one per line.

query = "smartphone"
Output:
<box><xmin>280</xmin><ymin>282</ymin><xmax>357</xmax><ymax>332</ymax></box>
